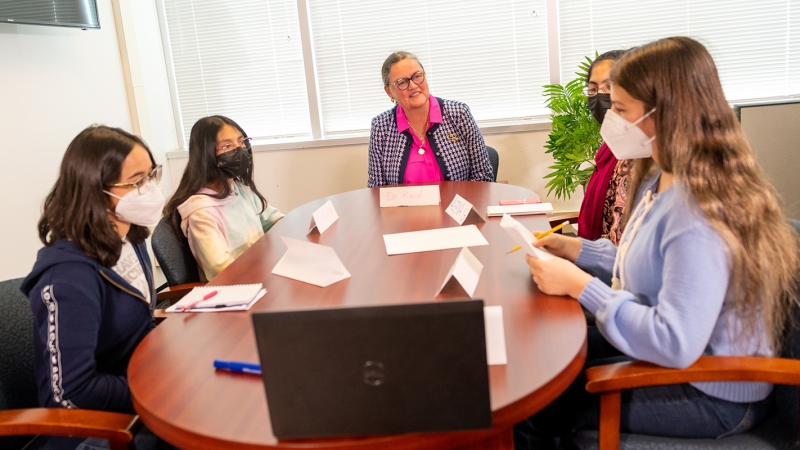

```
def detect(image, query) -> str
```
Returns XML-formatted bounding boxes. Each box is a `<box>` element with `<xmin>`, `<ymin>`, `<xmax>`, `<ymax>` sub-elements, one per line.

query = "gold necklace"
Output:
<box><xmin>408</xmin><ymin>117</ymin><xmax>429</xmax><ymax>155</ymax></box>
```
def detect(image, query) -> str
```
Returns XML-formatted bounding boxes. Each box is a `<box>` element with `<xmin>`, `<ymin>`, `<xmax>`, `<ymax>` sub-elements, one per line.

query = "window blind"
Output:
<box><xmin>162</xmin><ymin>0</ymin><xmax>310</xmax><ymax>143</ymax></box>
<box><xmin>308</xmin><ymin>0</ymin><xmax>551</xmax><ymax>135</ymax></box>
<box><xmin>558</xmin><ymin>0</ymin><xmax>800</xmax><ymax>102</ymax></box>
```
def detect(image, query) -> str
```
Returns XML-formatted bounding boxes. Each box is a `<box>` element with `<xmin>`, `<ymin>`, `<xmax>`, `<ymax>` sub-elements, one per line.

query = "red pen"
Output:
<box><xmin>178</xmin><ymin>290</ymin><xmax>218</xmax><ymax>312</ymax></box>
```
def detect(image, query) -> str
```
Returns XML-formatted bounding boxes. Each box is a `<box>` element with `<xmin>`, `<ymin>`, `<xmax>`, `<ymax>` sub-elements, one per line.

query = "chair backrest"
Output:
<box><xmin>486</xmin><ymin>146</ymin><xmax>499</xmax><ymax>182</ymax></box>
<box><xmin>152</xmin><ymin>217</ymin><xmax>201</xmax><ymax>286</ymax></box>
<box><xmin>0</xmin><ymin>277</ymin><xmax>40</xmax><ymax>449</ymax></box>
<box><xmin>775</xmin><ymin>218</ymin><xmax>800</xmax><ymax>439</ymax></box>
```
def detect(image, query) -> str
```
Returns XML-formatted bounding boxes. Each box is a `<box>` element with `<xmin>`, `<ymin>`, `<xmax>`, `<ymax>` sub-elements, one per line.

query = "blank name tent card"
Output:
<box><xmin>271</xmin><ymin>237</ymin><xmax>351</xmax><ymax>287</ymax></box>
<box><xmin>436</xmin><ymin>247</ymin><xmax>483</xmax><ymax>298</ymax></box>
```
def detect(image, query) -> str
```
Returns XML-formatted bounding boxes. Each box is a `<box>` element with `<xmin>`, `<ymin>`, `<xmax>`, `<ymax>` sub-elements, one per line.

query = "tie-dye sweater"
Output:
<box><xmin>178</xmin><ymin>181</ymin><xmax>283</xmax><ymax>280</ymax></box>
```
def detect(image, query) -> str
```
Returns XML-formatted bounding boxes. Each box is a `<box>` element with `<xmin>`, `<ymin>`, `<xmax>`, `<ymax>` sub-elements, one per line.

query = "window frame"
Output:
<box><xmin>156</xmin><ymin>0</ymin><xmax>800</xmax><ymax>151</ymax></box>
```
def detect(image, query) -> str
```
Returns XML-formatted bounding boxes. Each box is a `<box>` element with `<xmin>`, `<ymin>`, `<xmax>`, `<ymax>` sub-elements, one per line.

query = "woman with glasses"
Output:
<box><xmin>22</xmin><ymin>126</ymin><xmax>165</xmax><ymax>449</ymax></box>
<box><xmin>515</xmin><ymin>37</ymin><xmax>799</xmax><ymax>447</ymax></box>
<box><xmin>164</xmin><ymin>115</ymin><xmax>283</xmax><ymax>281</ymax></box>
<box><xmin>367</xmin><ymin>51</ymin><xmax>494</xmax><ymax>187</ymax></box>
<box><xmin>579</xmin><ymin>50</ymin><xmax>630</xmax><ymax>245</ymax></box>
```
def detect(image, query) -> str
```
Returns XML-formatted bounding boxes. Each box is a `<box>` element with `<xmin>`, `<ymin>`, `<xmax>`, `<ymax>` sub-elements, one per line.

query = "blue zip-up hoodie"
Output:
<box><xmin>20</xmin><ymin>239</ymin><xmax>155</xmax><ymax>414</ymax></box>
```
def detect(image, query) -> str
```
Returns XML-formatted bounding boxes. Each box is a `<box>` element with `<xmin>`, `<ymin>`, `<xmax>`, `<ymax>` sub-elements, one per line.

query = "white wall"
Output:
<box><xmin>0</xmin><ymin>0</ymin><xmax>132</xmax><ymax>280</ymax></box>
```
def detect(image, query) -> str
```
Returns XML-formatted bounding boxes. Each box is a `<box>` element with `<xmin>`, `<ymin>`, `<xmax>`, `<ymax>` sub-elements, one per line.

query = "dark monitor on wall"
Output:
<box><xmin>0</xmin><ymin>0</ymin><xmax>100</xmax><ymax>29</ymax></box>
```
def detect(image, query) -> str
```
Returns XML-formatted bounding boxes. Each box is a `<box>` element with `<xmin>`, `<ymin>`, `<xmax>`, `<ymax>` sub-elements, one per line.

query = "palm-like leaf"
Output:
<box><xmin>542</xmin><ymin>52</ymin><xmax>602</xmax><ymax>199</ymax></box>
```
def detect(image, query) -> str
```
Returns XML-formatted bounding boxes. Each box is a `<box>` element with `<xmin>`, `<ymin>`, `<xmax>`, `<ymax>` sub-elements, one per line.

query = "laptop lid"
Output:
<box><xmin>251</xmin><ymin>300</ymin><xmax>492</xmax><ymax>439</ymax></box>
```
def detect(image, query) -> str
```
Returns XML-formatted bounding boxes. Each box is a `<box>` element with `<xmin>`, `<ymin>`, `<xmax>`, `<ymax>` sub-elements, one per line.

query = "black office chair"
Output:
<box><xmin>571</xmin><ymin>219</ymin><xmax>800</xmax><ymax>450</ymax></box>
<box><xmin>151</xmin><ymin>218</ymin><xmax>205</xmax><ymax>308</ymax></box>
<box><xmin>152</xmin><ymin>218</ymin><xmax>201</xmax><ymax>288</ymax></box>
<box><xmin>0</xmin><ymin>278</ymin><xmax>140</xmax><ymax>450</ymax></box>
<box><xmin>486</xmin><ymin>146</ymin><xmax>499</xmax><ymax>182</ymax></box>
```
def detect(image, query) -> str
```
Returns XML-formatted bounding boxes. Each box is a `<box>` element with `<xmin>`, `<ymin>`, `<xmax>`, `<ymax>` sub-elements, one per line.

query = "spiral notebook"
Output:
<box><xmin>166</xmin><ymin>284</ymin><xmax>266</xmax><ymax>312</ymax></box>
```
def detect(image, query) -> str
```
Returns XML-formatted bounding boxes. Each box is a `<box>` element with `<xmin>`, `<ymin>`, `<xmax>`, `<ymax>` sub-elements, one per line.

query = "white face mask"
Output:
<box><xmin>104</xmin><ymin>184</ymin><xmax>165</xmax><ymax>227</ymax></box>
<box><xmin>600</xmin><ymin>108</ymin><xmax>657</xmax><ymax>159</ymax></box>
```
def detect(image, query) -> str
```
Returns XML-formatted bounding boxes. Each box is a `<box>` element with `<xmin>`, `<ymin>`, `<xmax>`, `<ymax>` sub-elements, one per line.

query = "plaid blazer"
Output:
<box><xmin>367</xmin><ymin>97</ymin><xmax>494</xmax><ymax>187</ymax></box>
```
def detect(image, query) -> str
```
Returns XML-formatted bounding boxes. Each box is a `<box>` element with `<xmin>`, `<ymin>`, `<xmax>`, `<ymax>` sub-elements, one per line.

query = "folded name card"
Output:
<box><xmin>380</xmin><ymin>185</ymin><xmax>441</xmax><ymax>207</ymax></box>
<box><xmin>436</xmin><ymin>247</ymin><xmax>483</xmax><ymax>298</ymax></box>
<box><xmin>308</xmin><ymin>200</ymin><xmax>339</xmax><ymax>234</ymax></box>
<box><xmin>271</xmin><ymin>237</ymin><xmax>351</xmax><ymax>287</ymax></box>
<box><xmin>445</xmin><ymin>194</ymin><xmax>485</xmax><ymax>226</ymax></box>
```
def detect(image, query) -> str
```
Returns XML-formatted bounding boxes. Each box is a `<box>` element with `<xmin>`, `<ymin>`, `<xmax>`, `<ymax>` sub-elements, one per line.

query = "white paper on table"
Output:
<box><xmin>383</xmin><ymin>224</ymin><xmax>489</xmax><ymax>255</ymax></box>
<box><xmin>308</xmin><ymin>200</ymin><xmax>339</xmax><ymax>234</ymax></box>
<box><xmin>379</xmin><ymin>185</ymin><xmax>441</xmax><ymax>207</ymax></box>
<box><xmin>445</xmin><ymin>194</ymin><xmax>485</xmax><ymax>226</ymax></box>
<box><xmin>484</xmin><ymin>306</ymin><xmax>508</xmax><ymax>365</ymax></box>
<box><xmin>436</xmin><ymin>247</ymin><xmax>483</xmax><ymax>298</ymax></box>
<box><xmin>487</xmin><ymin>203</ymin><xmax>553</xmax><ymax>217</ymax></box>
<box><xmin>499</xmin><ymin>214</ymin><xmax>558</xmax><ymax>260</ymax></box>
<box><xmin>271</xmin><ymin>237</ymin><xmax>351</xmax><ymax>287</ymax></box>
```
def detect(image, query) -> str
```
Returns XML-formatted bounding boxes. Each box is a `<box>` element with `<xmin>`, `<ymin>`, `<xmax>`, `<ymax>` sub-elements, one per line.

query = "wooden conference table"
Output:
<box><xmin>129</xmin><ymin>181</ymin><xmax>587</xmax><ymax>450</ymax></box>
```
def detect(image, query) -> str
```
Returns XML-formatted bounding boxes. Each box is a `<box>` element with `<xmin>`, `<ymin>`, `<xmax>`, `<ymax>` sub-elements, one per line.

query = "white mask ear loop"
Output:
<box><xmin>624</xmin><ymin>108</ymin><xmax>656</xmax><ymax>129</ymax></box>
<box><xmin>611</xmin><ymin>189</ymin><xmax>658</xmax><ymax>290</ymax></box>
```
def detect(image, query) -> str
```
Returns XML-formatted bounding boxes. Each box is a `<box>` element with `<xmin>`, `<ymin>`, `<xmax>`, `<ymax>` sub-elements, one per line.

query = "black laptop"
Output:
<box><xmin>251</xmin><ymin>299</ymin><xmax>492</xmax><ymax>439</ymax></box>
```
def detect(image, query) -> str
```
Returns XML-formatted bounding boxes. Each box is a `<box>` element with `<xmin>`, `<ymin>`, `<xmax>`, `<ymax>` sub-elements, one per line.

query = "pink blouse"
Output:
<box><xmin>397</xmin><ymin>95</ymin><xmax>444</xmax><ymax>184</ymax></box>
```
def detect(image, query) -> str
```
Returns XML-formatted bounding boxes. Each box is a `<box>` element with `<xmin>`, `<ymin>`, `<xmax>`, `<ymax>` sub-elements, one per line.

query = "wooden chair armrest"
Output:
<box><xmin>0</xmin><ymin>408</ymin><xmax>139</xmax><ymax>450</ymax></box>
<box><xmin>585</xmin><ymin>355</ymin><xmax>800</xmax><ymax>394</ymax></box>
<box><xmin>587</xmin><ymin>356</ymin><xmax>800</xmax><ymax>450</ymax></box>
<box><xmin>155</xmin><ymin>281</ymin><xmax>205</xmax><ymax>303</ymax></box>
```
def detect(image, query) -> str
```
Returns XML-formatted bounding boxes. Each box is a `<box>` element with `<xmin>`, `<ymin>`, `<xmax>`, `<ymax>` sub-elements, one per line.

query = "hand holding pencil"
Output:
<box><xmin>506</xmin><ymin>221</ymin><xmax>570</xmax><ymax>254</ymax></box>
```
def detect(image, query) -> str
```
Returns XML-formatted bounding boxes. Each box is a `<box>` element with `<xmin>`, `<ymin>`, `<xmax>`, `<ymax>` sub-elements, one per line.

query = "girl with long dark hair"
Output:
<box><xmin>22</xmin><ymin>125</ymin><xmax>165</xmax><ymax>449</ymax></box>
<box><xmin>164</xmin><ymin>116</ymin><xmax>283</xmax><ymax>281</ymax></box>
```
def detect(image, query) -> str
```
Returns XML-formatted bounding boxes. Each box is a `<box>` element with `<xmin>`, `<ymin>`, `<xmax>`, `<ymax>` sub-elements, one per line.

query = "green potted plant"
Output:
<box><xmin>542</xmin><ymin>54</ymin><xmax>603</xmax><ymax>199</ymax></box>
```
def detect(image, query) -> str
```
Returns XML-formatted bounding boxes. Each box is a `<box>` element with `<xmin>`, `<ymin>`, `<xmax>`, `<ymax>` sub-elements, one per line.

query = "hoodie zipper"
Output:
<box><xmin>99</xmin><ymin>270</ymin><xmax>147</xmax><ymax>302</ymax></box>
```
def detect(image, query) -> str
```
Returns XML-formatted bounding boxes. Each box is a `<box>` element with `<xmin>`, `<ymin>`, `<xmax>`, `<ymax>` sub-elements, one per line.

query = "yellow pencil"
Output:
<box><xmin>506</xmin><ymin>220</ymin><xmax>570</xmax><ymax>254</ymax></box>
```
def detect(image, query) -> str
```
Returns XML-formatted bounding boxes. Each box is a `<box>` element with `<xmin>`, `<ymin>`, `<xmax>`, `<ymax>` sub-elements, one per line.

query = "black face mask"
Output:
<box><xmin>216</xmin><ymin>146</ymin><xmax>251</xmax><ymax>179</ymax></box>
<box><xmin>587</xmin><ymin>93</ymin><xmax>612</xmax><ymax>124</ymax></box>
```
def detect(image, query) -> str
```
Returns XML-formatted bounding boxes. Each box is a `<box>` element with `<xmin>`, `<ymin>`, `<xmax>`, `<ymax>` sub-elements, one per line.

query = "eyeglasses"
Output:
<box><xmin>390</xmin><ymin>71</ymin><xmax>426</xmax><ymax>90</ymax></box>
<box><xmin>107</xmin><ymin>165</ymin><xmax>162</xmax><ymax>195</ymax></box>
<box><xmin>583</xmin><ymin>85</ymin><xmax>611</xmax><ymax>97</ymax></box>
<box><xmin>216</xmin><ymin>137</ymin><xmax>252</xmax><ymax>154</ymax></box>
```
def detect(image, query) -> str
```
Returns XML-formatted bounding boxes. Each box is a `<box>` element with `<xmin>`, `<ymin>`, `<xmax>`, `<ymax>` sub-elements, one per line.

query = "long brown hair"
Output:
<box><xmin>39</xmin><ymin>126</ymin><xmax>154</xmax><ymax>267</ymax></box>
<box><xmin>164</xmin><ymin>115</ymin><xmax>267</xmax><ymax>241</ymax></box>
<box><xmin>614</xmin><ymin>36</ymin><xmax>799</xmax><ymax>352</ymax></box>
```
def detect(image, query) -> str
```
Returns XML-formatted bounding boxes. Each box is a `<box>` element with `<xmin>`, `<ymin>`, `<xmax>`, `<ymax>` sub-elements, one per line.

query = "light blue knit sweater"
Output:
<box><xmin>576</xmin><ymin>171</ymin><xmax>772</xmax><ymax>403</ymax></box>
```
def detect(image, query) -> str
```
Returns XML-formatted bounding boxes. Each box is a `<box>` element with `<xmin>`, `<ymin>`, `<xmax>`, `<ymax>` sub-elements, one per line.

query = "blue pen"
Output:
<box><xmin>213</xmin><ymin>359</ymin><xmax>262</xmax><ymax>375</ymax></box>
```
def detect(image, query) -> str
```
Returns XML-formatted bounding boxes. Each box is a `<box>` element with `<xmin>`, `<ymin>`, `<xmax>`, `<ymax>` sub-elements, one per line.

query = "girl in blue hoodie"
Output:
<box><xmin>22</xmin><ymin>126</ymin><xmax>166</xmax><ymax>449</ymax></box>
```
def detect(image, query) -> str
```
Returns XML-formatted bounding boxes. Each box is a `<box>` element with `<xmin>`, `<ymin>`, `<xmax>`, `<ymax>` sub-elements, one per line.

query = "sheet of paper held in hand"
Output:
<box><xmin>383</xmin><ymin>224</ymin><xmax>489</xmax><ymax>255</ymax></box>
<box><xmin>379</xmin><ymin>185</ymin><xmax>441</xmax><ymax>207</ymax></box>
<box><xmin>271</xmin><ymin>236</ymin><xmax>351</xmax><ymax>287</ymax></box>
<box><xmin>499</xmin><ymin>214</ymin><xmax>559</xmax><ymax>260</ymax></box>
